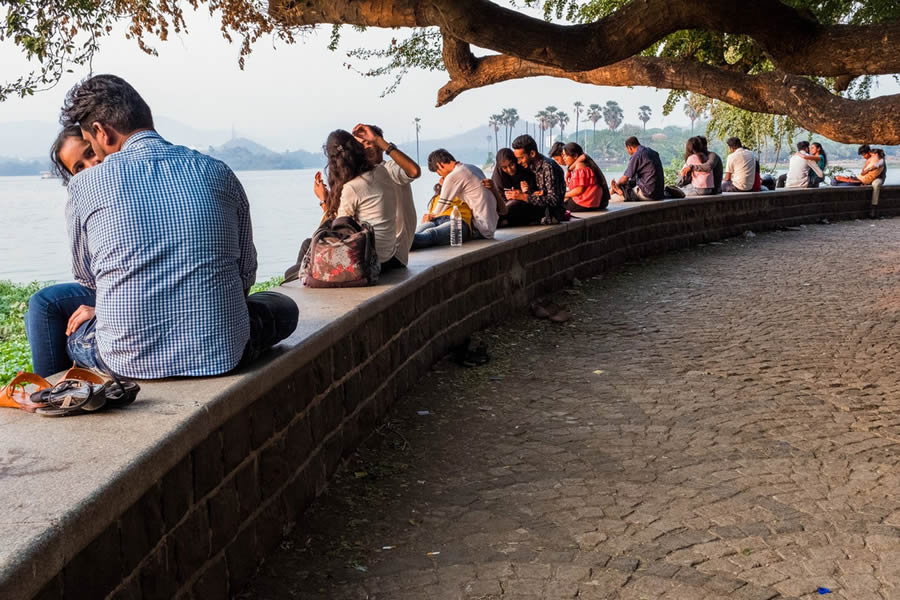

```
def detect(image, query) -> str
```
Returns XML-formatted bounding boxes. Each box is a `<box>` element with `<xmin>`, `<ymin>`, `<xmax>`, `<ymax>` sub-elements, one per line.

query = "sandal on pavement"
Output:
<box><xmin>0</xmin><ymin>372</ymin><xmax>53</xmax><ymax>413</ymax></box>
<box><xmin>33</xmin><ymin>379</ymin><xmax>107</xmax><ymax>417</ymax></box>
<box><xmin>60</xmin><ymin>364</ymin><xmax>140</xmax><ymax>409</ymax></box>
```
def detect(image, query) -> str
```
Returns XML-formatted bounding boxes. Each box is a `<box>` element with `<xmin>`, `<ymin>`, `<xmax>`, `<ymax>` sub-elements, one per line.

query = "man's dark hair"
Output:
<box><xmin>624</xmin><ymin>136</ymin><xmax>640</xmax><ymax>148</ymax></box>
<box><xmin>549</xmin><ymin>141</ymin><xmax>565</xmax><ymax>157</ymax></box>
<box><xmin>797</xmin><ymin>141</ymin><xmax>810</xmax><ymax>152</ymax></box>
<box><xmin>369</xmin><ymin>124</ymin><xmax>384</xmax><ymax>138</ymax></box>
<box><xmin>512</xmin><ymin>134</ymin><xmax>538</xmax><ymax>154</ymax></box>
<box><xmin>427</xmin><ymin>148</ymin><xmax>456</xmax><ymax>173</ymax></box>
<box><xmin>858</xmin><ymin>144</ymin><xmax>871</xmax><ymax>156</ymax></box>
<box><xmin>726</xmin><ymin>137</ymin><xmax>742</xmax><ymax>150</ymax></box>
<box><xmin>61</xmin><ymin>74</ymin><xmax>153</xmax><ymax>134</ymax></box>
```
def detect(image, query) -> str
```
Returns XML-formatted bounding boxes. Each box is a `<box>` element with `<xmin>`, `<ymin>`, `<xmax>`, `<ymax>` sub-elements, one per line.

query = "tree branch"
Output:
<box><xmin>270</xmin><ymin>0</ymin><xmax>900</xmax><ymax>77</ymax></box>
<box><xmin>436</xmin><ymin>51</ymin><xmax>900</xmax><ymax>144</ymax></box>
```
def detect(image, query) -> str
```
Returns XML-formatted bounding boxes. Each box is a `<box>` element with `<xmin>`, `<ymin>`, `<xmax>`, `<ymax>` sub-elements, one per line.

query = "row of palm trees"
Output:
<box><xmin>488</xmin><ymin>101</ymin><xmax>655</xmax><ymax>153</ymax></box>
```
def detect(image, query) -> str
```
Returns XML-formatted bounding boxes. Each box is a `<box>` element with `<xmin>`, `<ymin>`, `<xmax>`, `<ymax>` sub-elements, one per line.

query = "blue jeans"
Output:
<box><xmin>25</xmin><ymin>282</ymin><xmax>96</xmax><ymax>377</ymax></box>
<box><xmin>411</xmin><ymin>216</ymin><xmax>471</xmax><ymax>249</ymax></box>
<box><xmin>65</xmin><ymin>291</ymin><xmax>300</xmax><ymax>375</ymax></box>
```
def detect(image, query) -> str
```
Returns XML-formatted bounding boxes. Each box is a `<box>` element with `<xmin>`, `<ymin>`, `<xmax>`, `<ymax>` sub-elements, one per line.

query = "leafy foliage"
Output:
<box><xmin>1</xmin><ymin>0</ymin><xmax>301</xmax><ymax>100</ymax></box>
<box><xmin>0</xmin><ymin>281</ymin><xmax>49</xmax><ymax>384</ymax></box>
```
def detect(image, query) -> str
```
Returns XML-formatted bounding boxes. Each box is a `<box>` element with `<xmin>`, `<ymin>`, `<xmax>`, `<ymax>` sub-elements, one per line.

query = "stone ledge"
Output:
<box><xmin>1</xmin><ymin>186</ymin><xmax>896</xmax><ymax>600</ymax></box>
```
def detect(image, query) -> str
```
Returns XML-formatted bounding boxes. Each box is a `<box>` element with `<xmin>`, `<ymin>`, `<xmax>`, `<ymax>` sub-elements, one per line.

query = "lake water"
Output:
<box><xmin>0</xmin><ymin>169</ymin><xmax>439</xmax><ymax>284</ymax></box>
<box><xmin>2</xmin><ymin>166</ymin><xmax>898</xmax><ymax>283</ymax></box>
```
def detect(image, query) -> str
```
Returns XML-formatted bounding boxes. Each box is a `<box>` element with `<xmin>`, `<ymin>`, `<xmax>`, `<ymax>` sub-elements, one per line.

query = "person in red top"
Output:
<box><xmin>562</xmin><ymin>142</ymin><xmax>610</xmax><ymax>211</ymax></box>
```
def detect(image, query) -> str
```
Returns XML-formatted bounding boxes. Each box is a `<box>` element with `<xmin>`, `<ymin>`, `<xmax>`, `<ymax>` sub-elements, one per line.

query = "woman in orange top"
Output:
<box><xmin>562</xmin><ymin>143</ymin><xmax>610</xmax><ymax>211</ymax></box>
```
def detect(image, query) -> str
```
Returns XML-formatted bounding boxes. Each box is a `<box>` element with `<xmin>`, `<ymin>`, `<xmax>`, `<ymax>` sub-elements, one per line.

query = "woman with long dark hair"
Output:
<box><xmin>50</xmin><ymin>125</ymin><xmax>101</xmax><ymax>184</ymax></box>
<box><xmin>22</xmin><ymin>127</ymin><xmax>102</xmax><ymax>377</ymax></box>
<box><xmin>313</xmin><ymin>129</ymin><xmax>400</xmax><ymax>267</ymax></box>
<box><xmin>491</xmin><ymin>147</ymin><xmax>536</xmax><ymax>195</ymax></box>
<box><xmin>561</xmin><ymin>142</ymin><xmax>609</xmax><ymax>211</ymax></box>
<box><xmin>676</xmin><ymin>136</ymin><xmax>714</xmax><ymax>196</ymax></box>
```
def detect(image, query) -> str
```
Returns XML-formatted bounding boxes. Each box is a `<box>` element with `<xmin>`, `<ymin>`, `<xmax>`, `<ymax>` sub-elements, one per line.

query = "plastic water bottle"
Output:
<box><xmin>450</xmin><ymin>206</ymin><xmax>463</xmax><ymax>247</ymax></box>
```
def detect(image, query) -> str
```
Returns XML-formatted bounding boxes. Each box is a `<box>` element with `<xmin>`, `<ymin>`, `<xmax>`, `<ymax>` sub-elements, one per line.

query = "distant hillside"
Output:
<box><xmin>204</xmin><ymin>138</ymin><xmax>323</xmax><ymax>171</ymax></box>
<box><xmin>0</xmin><ymin>157</ymin><xmax>46</xmax><ymax>177</ymax></box>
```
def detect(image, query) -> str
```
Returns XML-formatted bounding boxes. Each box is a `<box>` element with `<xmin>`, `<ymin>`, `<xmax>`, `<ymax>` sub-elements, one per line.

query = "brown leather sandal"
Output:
<box><xmin>0</xmin><ymin>372</ymin><xmax>53</xmax><ymax>413</ymax></box>
<box><xmin>61</xmin><ymin>366</ymin><xmax>106</xmax><ymax>385</ymax></box>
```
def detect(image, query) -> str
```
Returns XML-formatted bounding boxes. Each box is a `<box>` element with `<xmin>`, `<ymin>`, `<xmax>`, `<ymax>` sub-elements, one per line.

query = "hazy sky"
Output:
<box><xmin>2</xmin><ymin>7</ymin><xmax>898</xmax><ymax>153</ymax></box>
<box><xmin>0</xmin><ymin>9</ymin><xmax>694</xmax><ymax>152</ymax></box>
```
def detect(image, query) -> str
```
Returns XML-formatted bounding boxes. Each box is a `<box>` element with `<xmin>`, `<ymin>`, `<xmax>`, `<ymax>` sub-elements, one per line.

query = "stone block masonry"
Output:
<box><xmin>2</xmin><ymin>186</ymin><xmax>897</xmax><ymax>600</ymax></box>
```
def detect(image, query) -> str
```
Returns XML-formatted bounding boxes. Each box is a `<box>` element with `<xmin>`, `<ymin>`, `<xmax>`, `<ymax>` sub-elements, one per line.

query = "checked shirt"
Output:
<box><xmin>66</xmin><ymin>131</ymin><xmax>257</xmax><ymax>378</ymax></box>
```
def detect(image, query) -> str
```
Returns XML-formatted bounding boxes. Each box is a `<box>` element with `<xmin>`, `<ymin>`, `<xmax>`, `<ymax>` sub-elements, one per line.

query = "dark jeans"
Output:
<box><xmin>412</xmin><ymin>216</ymin><xmax>471</xmax><ymax>249</ymax></box>
<box><xmin>564</xmin><ymin>199</ymin><xmax>605</xmax><ymax>212</ymax></box>
<box><xmin>721</xmin><ymin>180</ymin><xmax>751</xmax><ymax>193</ymax></box>
<box><xmin>64</xmin><ymin>291</ymin><xmax>299</xmax><ymax>376</ymax></box>
<box><xmin>504</xmin><ymin>201</ymin><xmax>546</xmax><ymax>226</ymax></box>
<box><xmin>25</xmin><ymin>282</ymin><xmax>97</xmax><ymax>377</ymax></box>
<box><xmin>238</xmin><ymin>291</ymin><xmax>300</xmax><ymax>367</ymax></box>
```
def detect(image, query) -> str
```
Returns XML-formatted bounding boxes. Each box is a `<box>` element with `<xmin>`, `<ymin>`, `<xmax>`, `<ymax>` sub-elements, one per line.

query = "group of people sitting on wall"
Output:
<box><xmin>16</xmin><ymin>72</ymin><xmax>892</xmax><ymax>394</ymax></box>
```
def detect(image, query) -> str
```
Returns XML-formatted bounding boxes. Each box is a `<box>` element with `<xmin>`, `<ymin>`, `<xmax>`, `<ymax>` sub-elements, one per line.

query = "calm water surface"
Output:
<box><xmin>0</xmin><ymin>169</ymin><xmax>439</xmax><ymax>283</ymax></box>
<box><xmin>2</xmin><ymin>167</ymin><xmax>897</xmax><ymax>283</ymax></box>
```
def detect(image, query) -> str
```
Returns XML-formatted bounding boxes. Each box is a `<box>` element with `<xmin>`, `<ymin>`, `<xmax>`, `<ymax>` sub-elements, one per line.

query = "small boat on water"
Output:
<box><xmin>40</xmin><ymin>171</ymin><xmax>61</xmax><ymax>179</ymax></box>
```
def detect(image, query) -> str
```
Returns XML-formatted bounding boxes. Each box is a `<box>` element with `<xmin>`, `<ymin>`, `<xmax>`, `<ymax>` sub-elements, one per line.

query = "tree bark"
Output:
<box><xmin>270</xmin><ymin>0</ymin><xmax>900</xmax><ymax>77</ymax></box>
<box><xmin>438</xmin><ymin>39</ymin><xmax>900</xmax><ymax>144</ymax></box>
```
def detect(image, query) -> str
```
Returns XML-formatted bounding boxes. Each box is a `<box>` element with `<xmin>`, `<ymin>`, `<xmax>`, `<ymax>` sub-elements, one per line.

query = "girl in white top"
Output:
<box><xmin>313</xmin><ymin>130</ymin><xmax>398</xmax><ymax>266</ymax></box>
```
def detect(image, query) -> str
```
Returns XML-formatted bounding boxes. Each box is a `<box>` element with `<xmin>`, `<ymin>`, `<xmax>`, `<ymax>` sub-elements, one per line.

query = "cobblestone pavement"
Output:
<box><xmin>243</xmin><ymin>219</ymin><xmax>900</xmax><ymax>600</ymax></box>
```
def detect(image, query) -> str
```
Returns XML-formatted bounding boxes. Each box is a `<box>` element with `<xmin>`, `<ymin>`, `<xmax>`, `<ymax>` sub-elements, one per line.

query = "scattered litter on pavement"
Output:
<box><xmin>417</xmin><ymin>480</ymin><xmax>425</xmax><ymax>484</ymax></box>
<box><xmin>417</xmin><ymin>410</ymin><xmax>430</xmax><ymax>416</ymax></box>
<box><xmin>820</xmin><ymin>218</ymin><xmax>830</xmax><ymax>224</ymax></box>
<box><xmin>593</xmin><ymin>370</ymin><xmax>605</xmax><ymax>375</ymax></box>
<box><xmin>381</xmin><ymin>546</ymin><xmax>394</xmax><ymax>550</ymax></box>
<box><xmin>353</xmin><ymin>565</ymin><xmax>368</xmax><ymax>572</ymax></box>
<box><xmin>743</xmin><ymin>230</ymin><xmax>756</xmax><ymax>238</ymax></box>
<box><xmin>477</xmin><ymin>406</ymin><xmax>493</xmax><ymax>411</ymax></box>
<box><xmin>817</xmin><ymin>588</ymin><xmax>831</xmax><ymax>595</ymax></box>
<box><xmin>426</xmin><ymin>551</ymin><xmax>441</xmax><ymax>556</ymax></box>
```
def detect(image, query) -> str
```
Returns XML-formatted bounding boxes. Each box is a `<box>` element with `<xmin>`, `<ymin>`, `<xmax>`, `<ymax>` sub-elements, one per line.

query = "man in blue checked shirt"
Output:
<box><xmin>48</xmin><ymin>74</ymin><xmax>298</xmax><ymax>379</ymax></box>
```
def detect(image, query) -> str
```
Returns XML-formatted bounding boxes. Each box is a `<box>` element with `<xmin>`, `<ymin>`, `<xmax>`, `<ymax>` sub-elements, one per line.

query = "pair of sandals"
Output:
<box><xmin>0</xmin><ymin>366</ymin><xmax>139</xmax><ymax>417</ymax></box>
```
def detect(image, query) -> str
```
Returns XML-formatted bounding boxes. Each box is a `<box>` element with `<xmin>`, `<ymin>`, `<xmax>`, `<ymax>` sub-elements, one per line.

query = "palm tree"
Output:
<box><xmin>603</xmin><ymin>101</ymin><xmax>624</xmax><ymax>131</ymax></box>
<box><xmin>573</xmin><ymin>101</ymin><xmax>584</xmax><ymax>145</ymax></box>
<box><xmin>545</xmin><ymin>106</ymin><xmax>559</xmax><ymax>142</ymax></box>
<box><xmin>489</xmin><ymin>114</ymin><xmax>502</xmax><ymax>152</ymax></box>
<box><xmin>504</xmin><ymin>108</ymin><xmax>520</xmax><ymax>146</ymax></box>
<box><xmin>638</xmin><ymin>105</ymin><xmax>651</xmax><ymax>132</ymax></box>
<box><xmin>684</xmin><ymin>95</ymin><xmax>708</xmax><ymax>135</ymax></box>
<box><xmin>413</xmin><ymin>117</ymin><xmax>422</xmax><ymax>163</ymax></box>
<box><xmin>556</xmin><ymin>111</ymin><xmax>570</xmax><ymax>142</ymax></box>
<box><xmin>535</xmin><ymin>110</ymin><xmax>550</xmax><ymax>152</ymax></box>
<box><xmin>586</xmin><ymin>103</ymin><xmax>603</xmax><ymax>145</ymax></box>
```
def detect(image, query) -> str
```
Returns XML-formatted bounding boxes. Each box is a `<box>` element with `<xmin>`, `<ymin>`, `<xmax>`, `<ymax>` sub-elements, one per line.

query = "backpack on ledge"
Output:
<box><xmin>284</xmin><ymin>216</ymin><xmax>380</xmax><ymax>288</ymax></box>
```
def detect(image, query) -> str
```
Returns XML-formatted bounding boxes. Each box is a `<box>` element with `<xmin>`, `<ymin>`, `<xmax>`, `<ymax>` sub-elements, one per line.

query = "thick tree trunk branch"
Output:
<box><xmin>270</xmin><ymin>0</ymin><xmax>900</xmax><ymax>77</ymax></box>
<box><xmin>437</xmin><ymin>50</ymin><xmax>900</xmax><ymax>144</ymax></box>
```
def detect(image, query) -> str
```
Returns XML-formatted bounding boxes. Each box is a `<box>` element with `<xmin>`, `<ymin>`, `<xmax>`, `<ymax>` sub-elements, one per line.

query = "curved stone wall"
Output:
<box><xmin>2</xmin><ymin>186</ymin><xmax>897</xmax><ymax>600</ymax></box>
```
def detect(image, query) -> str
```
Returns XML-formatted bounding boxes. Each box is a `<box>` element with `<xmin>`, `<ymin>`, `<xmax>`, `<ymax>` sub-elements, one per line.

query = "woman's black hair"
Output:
<box><xmin>684</xmin><ymin>136</ymin><xmax>707</xmax><ymax>162</ymax></box>
<box><xmin>323</xmin><ymin>129</ymin><xmax>373</xmax><ymax>217</ymax></box>
<box><xmin>811</xmin><ymin>142</ymin><xmax>828</xmax><ymax>168</ymax></box>
<box><xmin>50</xmin><ymin>125</ymin><xmax>85</xmax><ymax>185</ymax></box>
<box><xmin>563</xmin><ymin>142</ymin><xmax>608</xmax><ymax>193</ymax></box>
<box><xmin>496</xmin><ymin>147</ymin><xmax>516</xmax><ymax>166</ymax></box>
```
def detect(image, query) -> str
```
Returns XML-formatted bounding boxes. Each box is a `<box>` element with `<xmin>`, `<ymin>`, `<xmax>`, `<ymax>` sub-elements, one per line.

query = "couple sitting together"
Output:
<box><xmin>29</xmin><ymin>74</ymin><xmax>299</xmax><ymax>381</ymax></box>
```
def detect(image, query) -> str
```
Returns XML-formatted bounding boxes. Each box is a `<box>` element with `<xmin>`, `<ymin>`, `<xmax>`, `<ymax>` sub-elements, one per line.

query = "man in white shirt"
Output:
<box><xmin>782</xmin><ymin>141</ymin><xmax>824</xmax><ymax>189</ymax></box>
<box><xmin>352</xmin><ymin>124</ymin><xmax>421</xmax><ymax>268</ymax></box>
<box><xmin>428</xmin><ymin>149</ymin><xmax>499</xmax><ymax>240</ymax></box>
<box><xmin>721</xmin><ymin>137</ymin><xmax>757</xmax><ymax>192</ymax></box>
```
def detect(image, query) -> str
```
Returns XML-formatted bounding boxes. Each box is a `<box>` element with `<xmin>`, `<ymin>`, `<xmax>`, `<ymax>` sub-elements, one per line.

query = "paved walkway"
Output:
<box><xmin>243</xmin><ymin>219</ymin><xmax>900</xmax><ymax>600</ymax></box>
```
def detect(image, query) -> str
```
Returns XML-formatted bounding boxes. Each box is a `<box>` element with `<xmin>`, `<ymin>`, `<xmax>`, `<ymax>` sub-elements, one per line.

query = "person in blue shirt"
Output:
<box><xmin>29</xmin><ymin>74</ymin><xmax>299</xmax><ymax>379</ymax></box>
<box><xmin>610</xmin><ymin>136</ymin><xmax>665</xmax><ymax>202</ymax></box>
